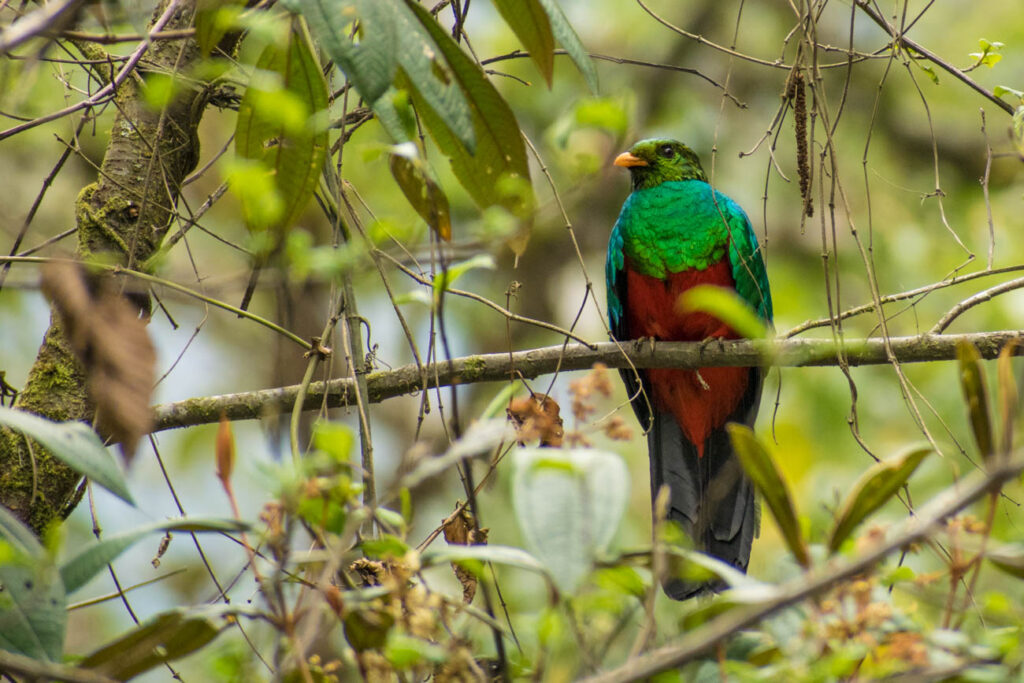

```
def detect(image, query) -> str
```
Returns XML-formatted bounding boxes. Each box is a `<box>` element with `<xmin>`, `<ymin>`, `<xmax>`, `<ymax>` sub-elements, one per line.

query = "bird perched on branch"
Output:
<box><xmin>605</xmin><ymin>138</ymin><xmax>773</xmax><ymax>599</ymax></box>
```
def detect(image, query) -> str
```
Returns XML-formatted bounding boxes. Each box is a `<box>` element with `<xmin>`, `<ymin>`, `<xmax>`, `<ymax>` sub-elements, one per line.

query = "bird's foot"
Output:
<box><xmin>632</xmin><ymin>336</ymin><xmax>657</xmax><ymax>353</ymax></box>
<box><xmin>697</xmin><ymin>336</ymin><xmax>726</xmax><ymax>356</ymax></box>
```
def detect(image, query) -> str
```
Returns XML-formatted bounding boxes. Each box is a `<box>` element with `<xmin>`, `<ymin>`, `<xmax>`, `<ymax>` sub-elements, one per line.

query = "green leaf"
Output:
<box><xmin>0</xmin><ymin>507</ymin><xmax>66</xmax><ymax>661</ymax></box>
<box><xmin>0</xmin><ymin>504</ymin><xmax>45</xmax><ymax>559</ymax></box>
<box><xmin>389</xmin><ymin>143</ymin><xmax>452</xmax><ymax>241</ymax></box>
<box><xmin>80</xmin><ymin>609</ymin><xmax>223</xmax><ymax>679</ymax></box>
<box><xmin>0</xmin><ymin>407</ymin><xmax>133</xmax><ymax>506</ymax></box>
<box><xmin>512</xmin><ymin>447</ymin><xmax>629</xmax><ymax>594</ymax></box>
<box><xmin>432</xmin><ymin>253</ymin><xmax>495</xmax><ymax>297</ymax></box>
<box><xmin>360</xmin><ymin>534</ymin><xmax>408</xmax><ymax>559</ymax></box>
<box><xmin>401</xmin><ymin>0</ymin><xmax>533</xmax><ymax>244</ymax></box>
<box><xmin>393</xmin><ymin>2</ymin><xmax>475</xmax><ymax>150</ymax></box>
<box><xmin>234</xmin><ymin>17</ymin><xmax>329</xmax><ymax>239</ymax></box>
<box><xmin>493</xmin><ymin>0</ymin><xmax>555</xmax><ymax>86</ymax></box>
<box><xmin>827</xmin><ymin>446</ymin><xmax>930</xmax><ymax>554</ymax></box>
<box><xmin>296</xmin><ymin>0</ymin><xmax>397</xmax><ymax>105</ymax></box>
<box><xmin>998</xmin><ymin>341</ymin><xmax>1018</xmax><ymax>457</ymax></box>
<box><xmin>195</xmin><ymin>0</ymin><xmax>245</xmax><ymax>57</ymax></box>
<box><xmin>727</xmin><ymin>425</ymin><xmax>809</xmax><ymax>568</ymax></box>
<box><xmin>421</xmin><ymin>543</ymin><xmax>550</xmax><ymax>579</ymax></box>
<box><xmin>987</xmin><ymin>544</ymin><xmax>1024</xmax><ymax>580</ymax></box>
<box><xmin>958</xmin><ymin>341</ymin><xmax>994</xmax><ymax>459</ymax></box>
<box><xmin>60</xmin><ymin>517</ymin><xmax>249</xmax><ymax>595</ymax></box>
<box><xmin>994</xmin><ymin>85</ymin><xmax>1024</xmax><ymax>101</ymax></box>
<box><xmin>678</xmin><ymin>285</ymin><xmax>769</xmax><ymax>339</ymax></box>
<box><xmin>535</xmin><ymin>0</ymin><xmax>598</xmax><ymax>93</ymax></box>
<box><xmin>0</xmin><ymin>559</ymin><xmax>66</xmax><ymax>661</ymax></box>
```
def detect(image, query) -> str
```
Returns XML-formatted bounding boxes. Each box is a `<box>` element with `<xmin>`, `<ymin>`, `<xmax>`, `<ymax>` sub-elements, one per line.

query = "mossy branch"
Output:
<box><xmin>152</xmin><ymin>329</ymin><xmax>1024</xmax><ymax>432</ymax></box>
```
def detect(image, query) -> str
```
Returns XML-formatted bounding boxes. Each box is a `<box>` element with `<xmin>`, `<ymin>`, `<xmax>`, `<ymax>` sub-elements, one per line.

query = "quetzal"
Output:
<box><xmin>605</xmin><ymin>138</ymin><xmax>773</xmax><ymax>599</ymax></box>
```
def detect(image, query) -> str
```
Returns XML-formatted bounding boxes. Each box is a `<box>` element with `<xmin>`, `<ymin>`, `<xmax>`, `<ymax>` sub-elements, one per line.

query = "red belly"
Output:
<box><xmin>624</xmin><ymin>258</ymin><xmax>749</xmax><ymax>456</ymax></box>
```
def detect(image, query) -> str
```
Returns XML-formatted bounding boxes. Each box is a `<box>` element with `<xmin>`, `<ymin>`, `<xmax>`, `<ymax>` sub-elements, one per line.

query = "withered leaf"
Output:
<box><xmin>41</xmin><ymin>262</ymin><xmax>155</xmax><ymax>460</ymax></box>
<box><xmin>507</xmin><ymin>393</ymin><xmax>563</xmax><ymax>447</ymax></box>
<box><xmin>442</xmin><ymin>505</ymin><xmax>489</xmax><ymax>603</ymax></box>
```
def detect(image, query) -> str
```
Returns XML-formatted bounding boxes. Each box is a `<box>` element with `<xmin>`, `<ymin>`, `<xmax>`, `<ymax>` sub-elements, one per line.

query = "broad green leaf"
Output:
<box><xmin>234</xmin><ymin>17</ymin><xmax>329</xmax><ymax>239</ymax></box>
<box><xmin>493</xmin><ymin>0</ymin><xmax>555</xmax><ymax>86</ymax></box>
<box><xmin>678</xmin><ymin>285</ymin><xmax>769</xmax><ymax>339</ymax></box>
<box><xmin>827</xmin><ymin>446</ymin><xmax>930</xmax><ymax>554</ymax></box>
<box><xmin>0</xmin><ymin>560</ymin><xmax>66</xmax><ymax>661</ymax></box>
<box><xmin>0</xmin><ymin>504</ymin><xmax>45</xmax><ymax>558</ymax></box>
<box><xmin>421</xmin><ymin>543</ymin><xmax>550</xmax><ymax>580</ymax></box>
<box><xmin>958</xmin><ymin>342</ymin><xmax>994</xmax><ymax>459</ymax></box>
<box><xmin>512</xmin><ymin>447</ymin><xmax>629</xmax><ymax>594</ymax></box>
<box><xmin>60</xmin><ymin>517</ymin><xmax>249</xmax><ymax>595</ymax></box>
<box><xmin>432</xmin><ymin>253</ymin><xmax>495</xmax><ymax>297</ymax></box>
<box><xmin>535</xmin><ymin>0</ymin><xmax>598</xmax><ymax>93</ymax></box>
<box><xmin>0</xmin><ymin>407</ymin><xmax>133</xmax><ymax>505</ymax></box>
<box><xmin>389</xmin><ymin>143</ymin><xmax>452</xmax><ymax>240</ymax></box>
<box><xmin>727</xmin><ymin>425</ymin><xmax>809</xmax><ymax>568</ymax></box>
<box><xmin>994</xmin><ymin>85</ymin><xmax>1024</xmax><ymax>101</ymax></box>
<box><xmin>296</xmin><ymin>0</ymin><xmax>397</xmax><ymax>104</ymax></box>
<box><xmin>987</xmin><ymin>544</ymin><xmax>1024</xmax><ymax>580</ymax></box>
<box><xmin>80</xmin><ymin>609</ymin><xmax>223</xmax><ymax>679</ymax></box>
<box><xmin>402</xmin><ymin>0</ymin><xmax>533</xmax><ymax>252</ymax></box>
<box><xmin>195</xmin><ymin>0</ymin><xmax>244</xmax><ymax>57</ymax></box>
<box><xmin>393</xmin><ymin>2</ymin><xmax>475</xmax><ymax>150</ymax></box>
<box><xmin>360</xmin><ymin>534</ymin><xmax>409</xmax><ymax>559</ymax></box>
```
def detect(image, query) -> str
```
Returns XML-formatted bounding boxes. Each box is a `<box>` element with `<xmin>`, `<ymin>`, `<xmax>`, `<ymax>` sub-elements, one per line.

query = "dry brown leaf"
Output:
<box><xmin>568</xmin><ymin>363</ymin><xmax>613</xmax><ymax>422</ymax></box>
<box><xmin>507</xmin><ymin>393</ymin><xmax>563</xmax><ymax>447</ymax></box>
<box><xmin>41</xmin><ymin>262</ymin><xmax>155</xmax><ymax>460</ymax></box>
<box><xmin>442</xmin><ymin>505</ymin><xmax>489</xmax><ymax>603</ymax></box>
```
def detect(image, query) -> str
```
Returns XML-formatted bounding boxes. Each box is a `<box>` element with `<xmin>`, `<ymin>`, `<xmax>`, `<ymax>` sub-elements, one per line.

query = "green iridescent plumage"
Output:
<box><xmin>605</xmin><ymin>138</ymin><xmax>773</xmax><ymax>599</ymax></box>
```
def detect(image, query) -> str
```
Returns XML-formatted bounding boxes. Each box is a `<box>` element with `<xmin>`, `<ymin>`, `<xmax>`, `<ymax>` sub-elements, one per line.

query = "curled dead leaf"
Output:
<box><xmin>507</xmin><ymin>393</ymin><xmax>563</xmax><ymax>447</ymax></box>
<box><xmin>40</xmin><ymin>262</ymin><xmax>155</xmax><ymax>460</ymax></box>
<box><xmin>442</xmin><ymin>505</ymin><xmax>489</xmax><ymax>603</ymax></box>
<box><xmin>569</xmin><ymin>363</ymin><xmax>613</xmax><ymax>422</ymax></box>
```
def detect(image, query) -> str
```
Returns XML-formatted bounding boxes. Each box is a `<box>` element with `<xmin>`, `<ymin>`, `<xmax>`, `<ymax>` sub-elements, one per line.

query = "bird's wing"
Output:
<box><xmin>723</xmin><ymin>199</ymin><xmax>773</xmax><ymax>323</ymax></box>
<box><xmin>606</xmin><ymin>220</ymin><xmax>653</xmax><ymax>430</ymax></box>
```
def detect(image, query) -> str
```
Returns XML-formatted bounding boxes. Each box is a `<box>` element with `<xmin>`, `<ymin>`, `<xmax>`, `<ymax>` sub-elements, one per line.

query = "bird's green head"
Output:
<box><xmin>614</xmin><ymin>138</ymin><xmax>707</xmax><ymax>190</ymax></box>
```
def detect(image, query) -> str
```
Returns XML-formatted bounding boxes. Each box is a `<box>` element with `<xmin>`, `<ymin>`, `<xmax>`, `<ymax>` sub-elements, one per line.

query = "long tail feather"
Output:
<box><xmin>648</xmin><ymin>372</ymin><xmax>762</xmax><ymax>600</ymax></box>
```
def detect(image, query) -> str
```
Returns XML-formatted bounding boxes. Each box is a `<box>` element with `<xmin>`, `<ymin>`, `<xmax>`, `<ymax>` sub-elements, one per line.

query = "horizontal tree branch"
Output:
<box><xmin>582</xmin><ymin>451</ymin><xmax>1024</xmax><ymax>682</ymax></box>
<box><xmin>152</xmin><ymin>329</ymin><xmax>1024</xmax><ymax>432</ymax></box>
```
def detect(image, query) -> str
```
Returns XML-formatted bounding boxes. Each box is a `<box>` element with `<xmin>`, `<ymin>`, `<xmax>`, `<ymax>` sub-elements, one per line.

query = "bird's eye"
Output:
<box><xmin>658</xmin><ymin>145</ymin><xmax>676</xmax><ymax>159</ymax></box>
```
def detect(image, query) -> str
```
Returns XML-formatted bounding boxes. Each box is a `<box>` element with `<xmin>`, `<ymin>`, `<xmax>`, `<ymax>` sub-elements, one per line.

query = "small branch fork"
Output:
<box><xmin>152</xmin><ymin>330</ymin><xmax>1024</xmax><ymax>431</ymax></box>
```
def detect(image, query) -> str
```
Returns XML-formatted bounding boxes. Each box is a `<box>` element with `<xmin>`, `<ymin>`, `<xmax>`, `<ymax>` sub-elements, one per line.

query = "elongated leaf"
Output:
<box><xmin>727</xmin><ymin>424</ymin><xmax>809</xmax><ymax>568</ymax></box>
<box><xmin>432</xmin><ymin>253</ymin><xmax>495</xmax><ymax>297</ymax></box>
<box><xmin>389</xmin><ymin>143</ymin><xmax>452</xmax><ymax>240</ymax></box>
<box><xmin>392</xmin><ymin>2</ymin><xmax>474</xmax><ymax>150</ymax></box>
<box><xmin>535</xmin><ymin>0</ymin><xmax>598</xmax><ymax>93</ymax></box>
<box><xmin>493</xmin><ymin>0</ymin><xmax>555</xmax><ymax>86</ymax></box>
<box><xmin>296</xmin><ymin>0</ymin><xmax>397</xmax><ymax>104</ymax></box>
<box><xmin>80</xmin><ymin>610</ymin><xmax>223</xmax><ymax>679</ymax></box>
<box><xmin>0</xmin><ymin>560</ymin><xmax>66</xmax><ymax>661</ymax></box>
<box><xmin>827</xmin><ymin>446</ymin><xmax>930</xmax><ymax>554</ymax></box>
<box><xmin>402</xmin><ymin>1</ymin><xmax>532</xmax><ymax>239</ymax></box>
<box><xmin>0</xmin><ymin>407</ymin><xmax>133</xmax><ymax>505</ymax></box>
<box><xmin>958</xmin><ymin>341</ymin><xmax>994</xmax><ymax>459</ymax></box>
<box><xmin>195</xmin><ymin>0</ymin><xmax>244</xmax><ymax>57</ymax></box>
<box><xmin>422</xmin><ymin>544</ymin><xmax>550</xmax><ymax>578</ymax></box>
<box><xmin>60</xmin><ymin>517</ymin><xmax>249</xmax><ymax>595</ymax></box>
<box><xmin>512</xmin><ymin>448</ymin><xmax>629</xmax><ymax>594</ymax></box>
<box><xmin>235</xmin><ymin>17</ymin><xmax>329</xmax><ymax>237</ymax></box>
<box><xmin>678</xmin><ymin>284</ymin><xmax>769</xmax><ymax>339</ymax></box>
<box><xmin>987</xmin><ymin>544</ymin><xmax>1024</xmax><ymax>580</ymax></box>
<box><xmin>0</xmin><ymin>504</ymin><xmax>45</xmax><ymax>558</ymax></box>
<box><xmin>997</xmin><ymin>341</ymin><xmax>1018</xmax><ymax>457</ymax></box>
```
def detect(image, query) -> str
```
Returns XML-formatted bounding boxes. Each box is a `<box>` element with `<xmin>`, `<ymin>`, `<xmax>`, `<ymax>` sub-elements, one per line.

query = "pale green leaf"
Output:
<box><xmin>535</xmin><ymin>0</ymin><xmax>598</xmax><ymax>93</ymax></box>
<box><xmin>678</xmin><ymin>284</ymin><xmax>769</xmax><ymax>339</ymax></box>
<box><xmin>0</xmin><ymin>407</ymin><xmax>133</xmax><ymax>505</ymax></box>
<box><xmin>512</xmin><ymin>447</ymin><xmax>629</xmax><ymax>594</ymax></box>
<box><xmin>493</xmin><ymin>0</ymin><xmax>555</xmax><ymax>86</ymax></box>
<box><xmin>727</xmin><ymin>424</ymin><xmax>809</xmax><ymax>568</ymax></box>
<box><xmin>827</xmin><ymin>446</ymin><xmax>930</xmax><ymax>554</ymax></box>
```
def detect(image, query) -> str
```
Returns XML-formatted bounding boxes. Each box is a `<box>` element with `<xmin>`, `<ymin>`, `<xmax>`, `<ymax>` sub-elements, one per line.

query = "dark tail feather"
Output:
<box><xmin>649</xmin><ymin>411</ymin><xmax>759</xmax><ymax>600</ymax></box>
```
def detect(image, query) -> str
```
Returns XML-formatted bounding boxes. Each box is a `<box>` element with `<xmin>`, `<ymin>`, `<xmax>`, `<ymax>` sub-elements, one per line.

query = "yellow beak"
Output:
<box><xmin>614</xmin><ymin>152</ymin><xmax>648</xmax><ymax>168</ymax></box>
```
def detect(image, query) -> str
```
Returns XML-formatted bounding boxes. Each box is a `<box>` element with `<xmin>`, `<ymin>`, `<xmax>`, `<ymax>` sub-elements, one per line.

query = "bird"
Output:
<box><xmin>605</xmin><ymin>138</ymin><xmax>773</xmax><ymax>599</ymax></box>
